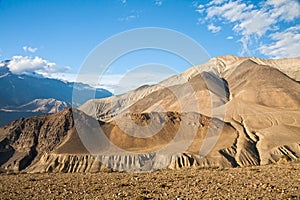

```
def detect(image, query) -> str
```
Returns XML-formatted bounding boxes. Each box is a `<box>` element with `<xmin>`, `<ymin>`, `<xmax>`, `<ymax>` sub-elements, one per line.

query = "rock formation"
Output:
<box><xmin>0</xmin><ymin>55</ymin><xmax>299</xmax><ymax>173</ymax></box>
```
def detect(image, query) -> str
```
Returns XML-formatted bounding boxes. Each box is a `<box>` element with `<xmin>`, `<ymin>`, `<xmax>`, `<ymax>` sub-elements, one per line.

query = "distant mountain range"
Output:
<box><xmin>0</xmin><ymin>60</ymin><xmax>112</xmax><ymax>126</ymax></box>
<box><xmin>0</xmin><ymin>55</ymin><xmax>299</xmax><ymax>173</ymax></box>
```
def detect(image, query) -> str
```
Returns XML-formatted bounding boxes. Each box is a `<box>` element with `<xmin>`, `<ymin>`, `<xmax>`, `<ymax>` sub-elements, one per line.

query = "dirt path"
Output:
<box><xmin>0</xmin><ymin>162</ymin><xmax>299</xmax><ymax>200</ymax></box>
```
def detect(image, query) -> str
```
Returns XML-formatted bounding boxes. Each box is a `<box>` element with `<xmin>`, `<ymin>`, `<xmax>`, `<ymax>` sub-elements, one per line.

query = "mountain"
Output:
<box><xmin>0</xmin><ymin>55</ymin><xmax>299</xmax><ymax>173</ymax></box>
<box><xmin>0</xmin><ymin>108</ymin><xmax>239</xmax><ymax>173</ymax></box>
<box><xmin>0</xmin><ymin>98</ymin><xmax>71</xmax><ymax>128</ymax></box>
<box><xmin>0</xmin><ymin>61</ymin><xmax>112</xmax><ymax>126</ymax></box>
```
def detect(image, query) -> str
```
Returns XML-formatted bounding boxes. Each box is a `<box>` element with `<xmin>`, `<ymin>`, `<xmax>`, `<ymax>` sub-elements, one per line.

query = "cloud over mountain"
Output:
<box><xmin>6</xmin><ymin>55</ymin><xmax>70</xmax><ymax>76</ymax></box>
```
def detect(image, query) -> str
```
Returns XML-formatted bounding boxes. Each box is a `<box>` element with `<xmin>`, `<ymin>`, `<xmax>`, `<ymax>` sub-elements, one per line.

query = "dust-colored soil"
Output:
<box><xmin>1</xmin><ymin>162</ymin><xmax>299</xmax><ymax>200</ymax></box>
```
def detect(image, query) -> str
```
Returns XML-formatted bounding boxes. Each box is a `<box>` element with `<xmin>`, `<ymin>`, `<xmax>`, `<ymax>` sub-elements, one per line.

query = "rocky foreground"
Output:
<box><xmin>1</xmin><ymin>161</ymin><xmax>299</xmax><ymax>200</ymax></box>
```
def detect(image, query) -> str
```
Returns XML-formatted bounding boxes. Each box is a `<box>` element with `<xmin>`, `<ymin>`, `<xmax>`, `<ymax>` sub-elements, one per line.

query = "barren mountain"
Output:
<box><xmin>0</xmin><ymin>55</ymin><xmax>299</xmax><ymax>173</ymax></box>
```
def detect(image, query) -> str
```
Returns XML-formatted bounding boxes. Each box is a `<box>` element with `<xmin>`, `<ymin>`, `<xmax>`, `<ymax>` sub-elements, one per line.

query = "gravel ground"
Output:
<box><xmin>0</xmin><ymin>162</ymin><xmax>300</xmax><ymax>200</ymax></box>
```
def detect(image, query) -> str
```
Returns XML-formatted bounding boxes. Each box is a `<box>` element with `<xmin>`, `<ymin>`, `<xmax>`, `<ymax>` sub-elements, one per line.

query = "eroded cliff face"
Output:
<box><xmin>1</xmin><ymin>56</ymin><xmax>300</xmax><ymax>173</ymax></box>
<box><xmin>0</xmin><ymin>108</ymin><xmax>236</xmax><ymax>172</ymax></box>
<box><xmin>1</xmin><ymin>108</ymin><xmax>299</xmax><ymax>173</ymax></box>
<box><xmin>0</xmin><ymin>109</ymin><xmax>75</xmax><ymax>172</ymax></box>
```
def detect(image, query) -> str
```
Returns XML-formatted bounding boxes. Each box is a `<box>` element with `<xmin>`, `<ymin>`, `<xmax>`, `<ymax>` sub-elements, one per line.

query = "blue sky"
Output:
<box><xmin>0</xmin><ymin>0</ymin><xmax>299</xmax><ymax>92</ymax></box>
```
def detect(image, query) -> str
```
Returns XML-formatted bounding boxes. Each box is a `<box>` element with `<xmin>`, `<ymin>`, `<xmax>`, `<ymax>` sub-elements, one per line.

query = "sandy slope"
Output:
<box><xmin>78</xmin><ymin>55</ymin><xmax>300</xmax><ymax>170</ymax></box>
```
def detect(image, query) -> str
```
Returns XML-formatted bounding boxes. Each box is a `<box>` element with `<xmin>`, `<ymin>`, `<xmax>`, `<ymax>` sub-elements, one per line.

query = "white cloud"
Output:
<box><xmin>227</xmin><ymin>36</ymin><xmax>233</xmax><ymax>40</ymax></box>
<box><xmin>207</xmin><ymin>0</ymin><xmax>226</xmax><ymax>6</ymax></box>
<box><xmin>118</xmin><ymin>10</ymin><xmax>140</xmax><ymax>21</ymax></box>
<box><xmin>206</xmin><ymin>1</ymin><xmax>254</xmax><ymax>22</ymax></box>
<box><xmin>120</xmin><ymin>0</ymin><xmax>126</xmax><ymax>4</ymax></box>
<box><xmin>22</xmin><ymin>46</ymin><xmax>38</xmax><ymax>53</ymax></box>
<box><xmin>197</xmin><ymin>0</ymin><xmax>300</xmax><ymax>57</ymax></box>
<box><xmin>267</xmin><ymin>0</ymin><xmax>300</xmax><ymax>22</ymax></box>
<box><xmin>154</xmin><ymin>0</ymin><xmax>163</xmax><ymax>6</ymax></box>
<box><xmin>118</xmin><ymin>15</ymin><xmax>137</xmax><ymax>21</ymax></box>
<box><xmin>196</xmin><ymin>6</ymin><xmax>205</xmax><ymax>14</ymax></box>
<box><xmin>232</xmin><ymin>10</ymin><xmax>274</xmax><ymax>37</ymax></box>
<box><xmin>259</xmin><ymin>25</ymin><xmax>300</xmax><ymax>58</ymax></box>
<box><xmin>207</xmin><ymin>24</ymin><xmax>221</xmax><ymax>33</ymax></box>
<box><xmin>205</xmin><ymin>1</ymin><xmax>270</xmax><ymax>37</ymax></box>
<box><xmin>197</xmin><ymin>4</ymin><xmax>204</xmax><ymax>8</ymax></box>
<box><xmin>7</xmin><ymin>56</ymin><xmax>70</xmax><ymax>76</ymax></box>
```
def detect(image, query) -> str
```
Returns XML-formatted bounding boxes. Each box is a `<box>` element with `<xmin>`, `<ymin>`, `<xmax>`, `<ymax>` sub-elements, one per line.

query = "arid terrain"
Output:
<box><xmin>1</xmin><ymin>161</ymin><xmax>300</xmax><ymax>199</ymax></box>
<box><xmin>1</xmin><ymin>56</ymin><xmax>300</xmax><ymax>173</ymax></box>
<box><xmin>1</xmin><ymin>0</ymin><xmax>300</xmax><ymax>198</ymax></box>
<box><xmin>0</xmin><ymin>55</ymin><xmax>300</xmax><ymax>199</ymax></box>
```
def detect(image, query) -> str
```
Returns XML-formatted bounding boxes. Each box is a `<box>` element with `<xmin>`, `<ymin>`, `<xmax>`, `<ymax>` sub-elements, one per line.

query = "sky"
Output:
<box><xmin>0</xmin><ymin>0</ymin><xmax>299</xmax><ymax>93</ymax></box>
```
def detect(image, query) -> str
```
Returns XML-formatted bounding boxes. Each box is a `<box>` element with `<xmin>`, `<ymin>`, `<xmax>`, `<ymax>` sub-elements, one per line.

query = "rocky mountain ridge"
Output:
<box><xmin>0</xmin><ymin>55</ymin><xmax>299</xmax><ymax>173</ymax></box>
